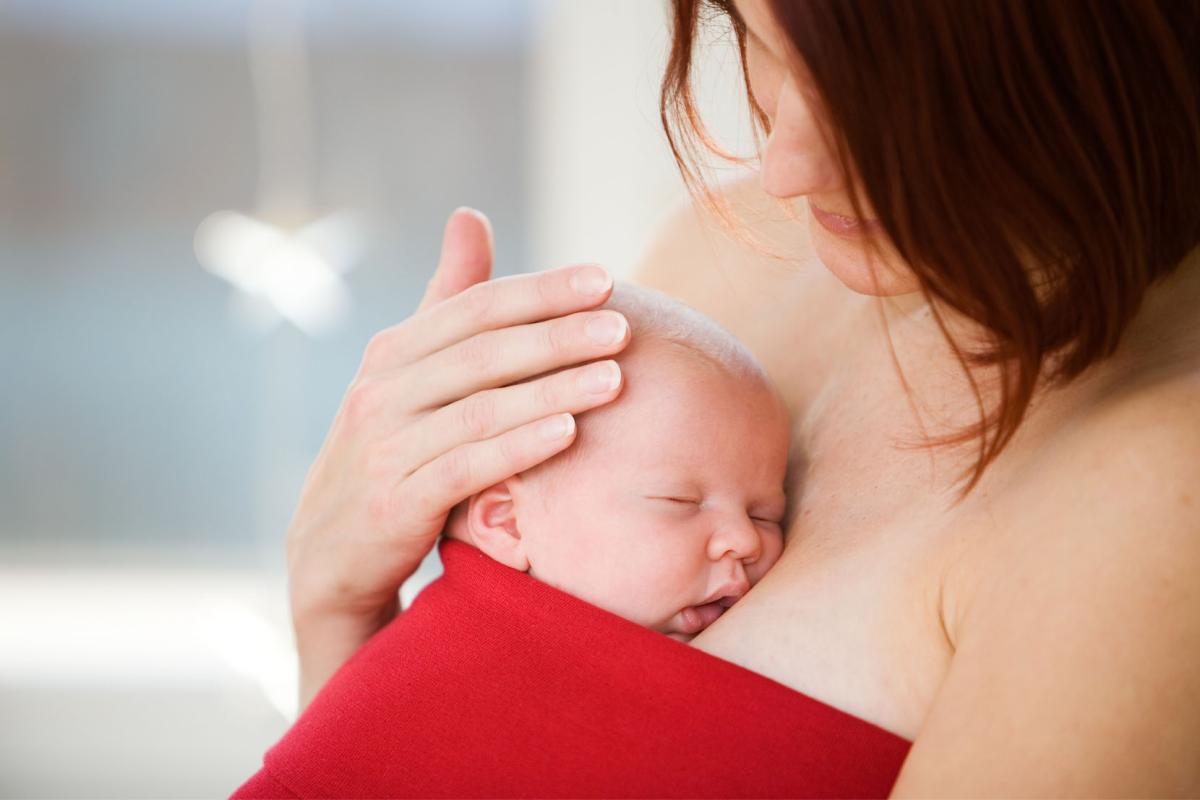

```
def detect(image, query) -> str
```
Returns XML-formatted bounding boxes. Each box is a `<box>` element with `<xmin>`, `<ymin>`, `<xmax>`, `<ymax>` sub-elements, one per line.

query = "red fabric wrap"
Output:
<box><xmin>233</xmin><ymin>538</ymin><xmax>910</xmax><ymax>798</ymax></box>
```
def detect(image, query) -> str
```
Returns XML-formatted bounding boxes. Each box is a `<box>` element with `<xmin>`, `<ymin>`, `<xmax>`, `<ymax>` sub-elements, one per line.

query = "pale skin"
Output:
<box><xmin>444</xmin><ymin>341</ymin><xmax>789</xmax><ymax>643</ymax></box>
<box><xmin>639</xmin><ymin>181</ymin><xmax>1200</xmax><ymax>795</ymax></box>
<box><xmin>285</xmin><ymin>0</ymin><xmax>1200</xmax><ymax>793</ymax></box>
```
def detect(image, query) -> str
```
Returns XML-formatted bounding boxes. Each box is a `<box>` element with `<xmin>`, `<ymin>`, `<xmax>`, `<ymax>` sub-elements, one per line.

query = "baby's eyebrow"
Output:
<box><xmin>639</xmin><ymin>471</ymin><xmax>698</xmax><ymax>489</ymax></box>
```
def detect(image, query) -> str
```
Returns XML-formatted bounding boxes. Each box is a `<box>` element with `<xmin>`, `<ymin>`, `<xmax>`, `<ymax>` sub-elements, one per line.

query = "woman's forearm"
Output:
<box><xmin>294</xmin><ymin>596</ymin><xmax>399</xmax><ymax>712</ymax></box>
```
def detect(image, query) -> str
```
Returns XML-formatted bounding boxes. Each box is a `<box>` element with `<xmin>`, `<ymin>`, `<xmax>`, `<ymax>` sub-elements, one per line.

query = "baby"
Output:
<box><xmin>446</xmin><ymin>282</ymin><xmax>791</xmax><ymax>642</ymax></box>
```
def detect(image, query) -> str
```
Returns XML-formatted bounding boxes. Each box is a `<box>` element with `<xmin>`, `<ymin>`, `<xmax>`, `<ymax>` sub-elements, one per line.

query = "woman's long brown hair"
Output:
<box><xmin>663</xmin><ymin>0</ymin><xmax>1200</xmax><ymax>495</ymax></box>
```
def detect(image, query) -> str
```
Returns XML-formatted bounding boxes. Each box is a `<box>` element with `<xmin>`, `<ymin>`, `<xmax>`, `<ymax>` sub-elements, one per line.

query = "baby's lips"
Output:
<box><xmin>679</xmin><ymin>602</ymin><xmax>727</xmax><ymax>635</ymax></box>
<box><xmin>702</xmin><ymin>579</ymin><xmax>750</xmax><ymax>608</ymax></box>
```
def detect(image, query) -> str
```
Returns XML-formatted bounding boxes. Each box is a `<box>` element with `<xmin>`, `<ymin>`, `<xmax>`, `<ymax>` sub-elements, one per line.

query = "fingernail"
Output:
<box><xmin>538</xmin><ymin>413</ymin><xmax>575</xmax><ymax>440</ymax></box>
<box><xmin>570</xmin><ymin>265</ymin><xmax>613</xmax><ymax>296</ymax></box>
<box><xmin>581</xmin><ymin>360</ymin><xmax>621</xmax><ymax>393</ymax></box>
<box><xmin>585</xmin><ymin>312</ymin><xmax>627</xmax><ymax>346</ymax></box>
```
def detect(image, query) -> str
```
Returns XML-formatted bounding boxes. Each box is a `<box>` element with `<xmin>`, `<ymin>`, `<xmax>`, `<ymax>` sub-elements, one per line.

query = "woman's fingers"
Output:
<box><xmin>404</xmin><ymin>308</ymin><xmax>629</xmax><ymax>411</ymax></box>
<box><xmin>362</xmin><ymin>263</ymin><xmax>616</xmax><ymax>374</ymax></box>
<box><xmin>417</xmin><ymin>208</ymin><xmax>494</xmax><ymax>312</ymax></box>
<box><xmin>397</xmin><ymin>413</ymin><xmax>579</xmax><ymax>527</ymax></box>
<box><xmin>401</xmin><ymin>359</ymin><xmax>623</xmax><ymax>471</ymax></box>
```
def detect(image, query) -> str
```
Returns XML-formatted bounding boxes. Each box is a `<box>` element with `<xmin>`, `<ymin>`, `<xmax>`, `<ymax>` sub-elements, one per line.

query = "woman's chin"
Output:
<box><xmin>808</xmin><ymin>216</ymin><xmax>919</xmax><ymax>297</ymax></box>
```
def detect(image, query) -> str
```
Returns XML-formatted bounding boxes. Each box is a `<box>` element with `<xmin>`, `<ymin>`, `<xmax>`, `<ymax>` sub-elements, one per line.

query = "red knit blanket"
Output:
<box><xmin>233</xmin><ymin>538</ymin><xmax>910</xmax><ymax>798</ymax></box>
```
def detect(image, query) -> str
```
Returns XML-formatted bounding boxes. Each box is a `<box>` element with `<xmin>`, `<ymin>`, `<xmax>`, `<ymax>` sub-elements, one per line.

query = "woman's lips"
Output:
<box><xmin>808</xmin><ymin>201</ymin><xmax>879</xmax><ymax>240</ymax></box>
<box><xmin>679</xmin><ymin>602</ymin><xmax>727</xmax><ymax>635</ymax></box>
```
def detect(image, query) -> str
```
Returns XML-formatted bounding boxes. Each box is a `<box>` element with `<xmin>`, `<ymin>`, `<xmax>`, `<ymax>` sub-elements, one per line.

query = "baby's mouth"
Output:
<box><xmin>678</xmin><ymin>602</ymin><xmax>727</xmax><ymax>635</ymax></box>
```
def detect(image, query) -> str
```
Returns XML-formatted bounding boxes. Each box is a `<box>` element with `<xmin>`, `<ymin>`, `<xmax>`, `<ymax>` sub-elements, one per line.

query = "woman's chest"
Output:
<box><xmin>689</xmin><ymin>364</ymin><xmax>997</xmax><ymax>739</ymax></box>
<box><xmin>670</xmin><ymin>241</ymin><xmax>1009</xmax><ymax>738</ymax></box>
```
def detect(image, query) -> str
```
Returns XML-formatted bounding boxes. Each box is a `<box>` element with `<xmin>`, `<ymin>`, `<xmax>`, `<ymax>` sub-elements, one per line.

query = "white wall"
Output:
<box><xmin>527</xmin><ymin>0</ymin><xmax>756</xmax><ymax>278</ymax></box>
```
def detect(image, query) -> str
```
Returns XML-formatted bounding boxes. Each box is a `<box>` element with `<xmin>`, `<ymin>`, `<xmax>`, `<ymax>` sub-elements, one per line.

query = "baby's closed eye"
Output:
<box><xmin>646</xmin><ymin>496</ymin><xmax>700</xmax><ymax>513</ymax></box>
<box><xmin>648</xmin><ymin>496</ymin><xmax>782</xmax><ymax>525</ymax></box>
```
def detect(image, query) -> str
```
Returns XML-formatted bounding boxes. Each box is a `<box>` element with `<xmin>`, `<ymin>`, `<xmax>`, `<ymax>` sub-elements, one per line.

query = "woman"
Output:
<box><xmin>275</xmin><ymin>0</ymin><xmax>1200</xmax><ymax>795</ymax></box>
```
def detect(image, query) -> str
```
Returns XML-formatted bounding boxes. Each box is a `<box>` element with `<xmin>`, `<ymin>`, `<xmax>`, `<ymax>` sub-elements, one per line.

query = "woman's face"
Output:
<box><xmin>732</xmin><ymin>0</ymin><xmax>920</xmax><ymax>297</ymax></box>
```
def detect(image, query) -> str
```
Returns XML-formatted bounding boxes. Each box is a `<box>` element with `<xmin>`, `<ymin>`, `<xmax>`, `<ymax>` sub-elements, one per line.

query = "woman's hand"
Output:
<box><xmin>286</xmin><ymin>208</ymin><xmax>629</xmax><ymax>709</ymax></box>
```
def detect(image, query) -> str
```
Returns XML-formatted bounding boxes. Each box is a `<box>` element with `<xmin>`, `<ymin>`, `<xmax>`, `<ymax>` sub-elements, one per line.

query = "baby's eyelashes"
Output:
<box><xmin>650</xmin><ymin>497</ymin><xmax>783</xmax><ymax>529</ymax></box>
<box><xmin>652</xmin><ymin>498</ymin><xmax>702</xmax><ymax>517</ymax></box>
<box><xmin>645</xmin><ymin>495</ymin><xmax>701</xmax><ymax>506</ymax></box>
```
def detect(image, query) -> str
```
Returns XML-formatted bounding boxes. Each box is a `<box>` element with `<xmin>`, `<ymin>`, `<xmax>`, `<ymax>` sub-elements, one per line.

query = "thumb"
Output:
<box><xmin>419</xmin><ymin>207</ymin><xmax>494</xmax><ymax>311</ymax></box>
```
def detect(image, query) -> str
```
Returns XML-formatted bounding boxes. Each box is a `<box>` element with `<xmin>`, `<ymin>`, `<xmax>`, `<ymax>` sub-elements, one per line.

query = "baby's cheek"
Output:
<box><xmin>587</xmin><ymin>554</ymin><xmax>675</xmax><ymax>623</ymax></box>
<box><xmin>750</xmin><ymin>530</ymin><xmax>785</xmax><ymax>583</ymax></box>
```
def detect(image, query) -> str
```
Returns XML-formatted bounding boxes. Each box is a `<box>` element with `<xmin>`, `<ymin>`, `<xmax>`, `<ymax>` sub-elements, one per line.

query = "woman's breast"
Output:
<box><xmin>688</xmin><ymin>398</ymin><xmax>988</xmax><ymax>740</ymax></box>
<box><xmin>689</xmin><ymin>502</ymin><xmax>967</xmax><ymax>738</ymax></box>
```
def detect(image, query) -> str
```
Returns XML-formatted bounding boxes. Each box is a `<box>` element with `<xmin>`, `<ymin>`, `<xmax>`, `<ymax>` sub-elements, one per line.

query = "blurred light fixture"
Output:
<box><xmin>195</xmin><ymin>0</ymin><xmax>364</xmax><ymax>338</ymax></box>
<box><xmin>194</xmin><ymin>210</ymin><xmax>362</xmax><ymax>337</ymax></box>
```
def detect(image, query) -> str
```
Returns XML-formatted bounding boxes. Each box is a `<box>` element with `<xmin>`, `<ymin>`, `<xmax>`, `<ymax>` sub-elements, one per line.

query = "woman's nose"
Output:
<box><xmin>759</xmin><ymin>76</ymin><xmax>843</xmax><ymax>199</ymax></box>
<box><xmin>707</xmin><ymin>513</ymin><xmax>764</xmax><ymax>565</ymax></box>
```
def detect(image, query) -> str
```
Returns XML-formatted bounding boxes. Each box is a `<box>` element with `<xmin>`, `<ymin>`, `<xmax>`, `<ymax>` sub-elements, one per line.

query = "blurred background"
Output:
<box><xmin>0</xmin><ymin>0</ymin><xmax>750</xmax><ymax>795</ymax></box>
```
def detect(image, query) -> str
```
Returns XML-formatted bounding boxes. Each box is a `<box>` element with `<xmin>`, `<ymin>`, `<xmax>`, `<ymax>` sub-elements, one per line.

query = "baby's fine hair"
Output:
<box><xmin>517</xmin><ymin>280</ymin><xmax>776</xmax><ymax>487</ymax></box>
<box><xmin>599</xmin><ymin>281</ymin><xmax>769</xmax><ymax>382</ymax></box>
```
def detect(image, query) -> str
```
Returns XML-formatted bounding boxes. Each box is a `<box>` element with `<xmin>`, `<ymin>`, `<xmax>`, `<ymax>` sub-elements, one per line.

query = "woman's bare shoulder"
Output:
<box><xmin>629</xmin><ymin>177</ymin><xmax>854</xmax><ymax>406</ymax></box>
<box><xmin>631</xmin><ymin>177</ymin><xmax>838</xmax><ymax>307</ymax></box>
<box><xmin>899</xmin><ymin>376</ymin><xmax>1200</xmax><ymax>795</ymax></box>
<box><xmin>1020</xmin><ymin>373</ymin><xmax>1200</xmax><ymax>540</ymax></box>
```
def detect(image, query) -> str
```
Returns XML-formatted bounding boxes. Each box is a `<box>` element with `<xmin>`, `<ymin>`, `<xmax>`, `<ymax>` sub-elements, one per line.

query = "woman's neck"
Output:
<box><xmin>1104</xmin><ymin>245</ymin><xmax>1200</xmax><ymax>384</ymax></box>
<box><xmin>871</xmin><ymin>244</ymin><xmax>1200</xmax><ymax>448</ymax></box>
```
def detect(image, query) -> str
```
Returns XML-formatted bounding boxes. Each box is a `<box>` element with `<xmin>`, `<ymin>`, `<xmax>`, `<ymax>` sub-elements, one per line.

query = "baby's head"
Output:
<box><xmin>448</xmin><ymin>283</ymin><xmax>790</xmax><ymax>641</ymax></box>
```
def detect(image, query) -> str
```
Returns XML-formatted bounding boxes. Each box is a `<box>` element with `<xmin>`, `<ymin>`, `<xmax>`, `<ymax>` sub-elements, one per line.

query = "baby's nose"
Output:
<box><xmin>707</xmin><ymin>514</ymin><xmax>764</xmax><ymax>564</ymax></box>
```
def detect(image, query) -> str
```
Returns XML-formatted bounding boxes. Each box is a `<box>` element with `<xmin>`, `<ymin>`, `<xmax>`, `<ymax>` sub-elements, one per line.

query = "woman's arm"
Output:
<box><xmin>893</xmin><ymin>396</ymin><xmax>1200</xmax><ymax>796</ymax></box>
<box><xmin>287</xmin><ymin>209</ymin><xmax>631</xmax><ymax>708</ymax></box>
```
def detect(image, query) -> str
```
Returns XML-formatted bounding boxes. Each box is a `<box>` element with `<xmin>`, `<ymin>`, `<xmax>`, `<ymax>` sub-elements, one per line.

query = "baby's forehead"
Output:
<box><xmin>558</xmin><ymin>351</ymin><xmax>785</xmax><ymax>489</ymax></box>
<box><xmin>586</xmin><ymin>340</ymin><xmax>783</xmax><ymax>443</ymax></box>
<box><xmin>620</xmin><ymin>335</ymin><xmax>769</xmax><ymax>398</ymax></box>
<box><xmin>597</xmin><ymin>340</ymin><xmax>710</xmax><ymax>415</ymax></box>
<box><xmin>523</xmin><ymin>282</ymin><xmax>786</xmax><ymax>481</ymax></box>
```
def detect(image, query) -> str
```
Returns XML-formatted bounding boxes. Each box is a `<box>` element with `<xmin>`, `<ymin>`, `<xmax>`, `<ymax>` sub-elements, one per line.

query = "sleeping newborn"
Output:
<box><xmin>446</xmin><ymin>282</ymin><xmax>790</xmax><ymax>642</ymax></box>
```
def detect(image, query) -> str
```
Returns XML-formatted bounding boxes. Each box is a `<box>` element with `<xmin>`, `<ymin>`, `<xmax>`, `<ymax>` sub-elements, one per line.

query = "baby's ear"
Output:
<box><xmin>463</xmin><ymin>481</ymin><xmax>530</xmax><ymax>571</ymax></box>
